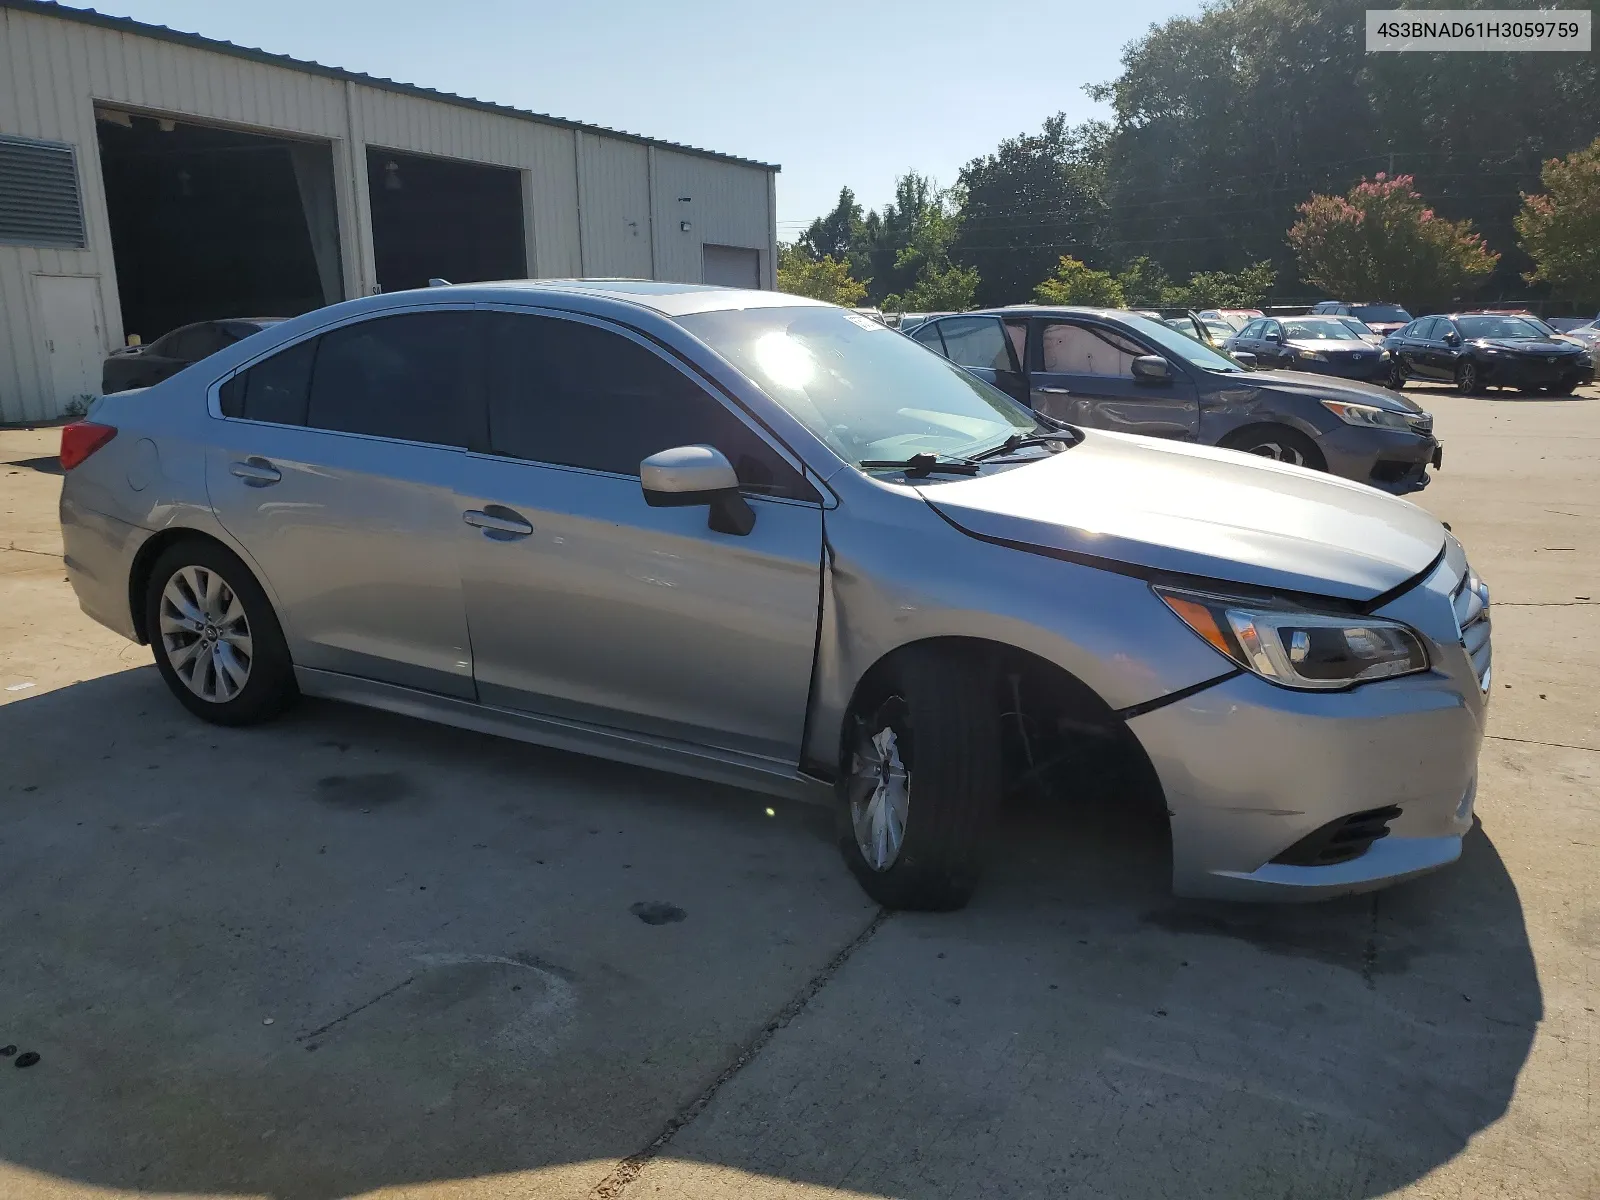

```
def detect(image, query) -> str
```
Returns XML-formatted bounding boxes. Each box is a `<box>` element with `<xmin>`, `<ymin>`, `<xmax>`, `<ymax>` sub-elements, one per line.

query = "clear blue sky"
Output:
<box><xmin>67</xmin><ymin>0</ymin><xmax>1195</xmax><ymax>235</ymax></box>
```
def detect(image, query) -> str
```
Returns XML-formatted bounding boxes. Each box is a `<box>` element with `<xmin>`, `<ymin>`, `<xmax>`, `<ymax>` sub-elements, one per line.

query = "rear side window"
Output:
<box><xmin>483</xmin><ymin>312</ymin><xmax>814</xmax><ymax>500</ymax></box>
<box><xmin>306</xmin><ymin>311</ymin><xmax>477</xmax><ymax>447</ymax></box>
<box><xmin>936</xmin><ymin>317</ymin><xmax>1014</xmax><ymax>371</ymax></box>
<box><xmin>1039</xmin><ymin>322</ymin><xmax>1144</xmax><ymax>376</ymax></box>
<box><xmin>219</xmin><ymin>338</ymin><xmax>318</xmax><ymax>425</ymax></box>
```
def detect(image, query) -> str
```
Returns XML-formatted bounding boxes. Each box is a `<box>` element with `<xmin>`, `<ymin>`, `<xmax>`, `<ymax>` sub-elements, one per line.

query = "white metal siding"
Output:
<box><xmin>0</xmin><ymin>4</ymin><xmax>776</xmax><ymax>421</ymax></box>
<box><xmin>576</xmin><ymin>132</ymin><xmax>651</xmax><ymax>278</ymax></box>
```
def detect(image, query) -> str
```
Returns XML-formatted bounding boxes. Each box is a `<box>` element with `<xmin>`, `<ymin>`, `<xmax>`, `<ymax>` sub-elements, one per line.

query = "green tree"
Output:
<box><xmin>799</xmin><ymin>187</ymin><xmax>866</xmax><ymax>266</ymax></box>
<box><xmin>1175</xmin><ymin>262</ymin><xmax>1277</xmax><ymax>309</ymax></box>
<box><xmin>1114</xmin><ymin>257</ymin><xmax>1174</xmax><ymax>308</ymax></box>
<box><xmin>953</xmin><ymin>114</ymin><xmax>1110</xmax><ymax>307</ymax></box>
<box><xmin>883</xmin><ymin>259</ymin><xmax>979</xmax><ymax>312</ymax></box>
<box><xmin>1515</xmin><ymin>137</ymin><xmax>1600</xmax><ymax>303</ymax></box>
<box><xmin>1092</xmin><ymin>0</ymin><xmax>1599</xmax><ymax>294</ymax></box>
<box><xmin>1288</xmin><ymin>175</ymin><xmax>1498</xmax><ymax>311</ymax></box>
<box><xmin>776</xmin><ymin>243</ymin><xmax>867</xmax><ymax>306</ymax></box>
<box><xmin>1033</xmin><ymin>256</ymin><xmax>1126</xmax><ymax>307</ymax></box>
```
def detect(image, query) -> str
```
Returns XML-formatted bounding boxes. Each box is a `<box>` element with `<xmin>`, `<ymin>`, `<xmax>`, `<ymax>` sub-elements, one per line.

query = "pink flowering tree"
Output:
<box><xmin>1515</xmin><ymin>137</ymin><xmax>1600</xmax><ymax>303</ymax></box>
<box><xmin>1287</xmin><ymin>175</ymin><xmax>1498</xmax><ymax>311</ymax></box>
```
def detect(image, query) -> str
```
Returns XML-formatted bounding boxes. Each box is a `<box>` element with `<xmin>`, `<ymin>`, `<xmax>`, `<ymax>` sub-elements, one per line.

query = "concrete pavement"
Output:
<box><xmin>0</xmin><ymin>383</ymin><xmax>1594</xmax><ymax>1199</ymax></box>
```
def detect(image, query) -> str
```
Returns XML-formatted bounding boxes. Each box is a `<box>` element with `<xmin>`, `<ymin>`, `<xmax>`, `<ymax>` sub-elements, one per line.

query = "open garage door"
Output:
<box><xmin>367</xmin><ymin>149</ymin><xmax>525</xmax><ymax>293</ymax></box>
<box><xmin>96</xmin><ymin>111</ymin><xmax>341</xmax><ymax>346</ymax></box>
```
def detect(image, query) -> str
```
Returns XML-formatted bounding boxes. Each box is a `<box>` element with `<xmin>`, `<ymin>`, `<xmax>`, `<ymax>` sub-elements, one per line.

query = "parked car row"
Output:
<box><xmin>61</xmin><ymin>281</ymin><xmax>1488</xmax><ymax>913</ymax></box>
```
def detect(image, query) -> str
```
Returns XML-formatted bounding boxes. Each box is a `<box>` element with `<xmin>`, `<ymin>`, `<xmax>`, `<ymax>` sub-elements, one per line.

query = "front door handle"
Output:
<box><xmin>463</xmin><ymin>507</ymin><xmax>534</xmax><ymax>538</ymax></box>
<box><xmin>229</xmin><ymin>457</ymin><xmax>281</xmax><ymax>486</ymax></box>
<box><xmin>1036</xmin><ymin>386</ymin><xmax>1071</xmax><ymax>395</ymax></box>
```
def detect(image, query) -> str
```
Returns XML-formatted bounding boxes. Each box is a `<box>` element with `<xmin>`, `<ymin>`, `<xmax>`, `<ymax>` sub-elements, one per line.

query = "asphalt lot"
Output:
<box><xmin>1</xmin><ymin>380</ymin><xmax>1596</xmax><ymax>1200</ymax></box>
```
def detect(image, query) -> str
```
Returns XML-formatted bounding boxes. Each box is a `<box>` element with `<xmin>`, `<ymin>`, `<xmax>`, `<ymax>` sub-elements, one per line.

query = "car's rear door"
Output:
<box><xmin>206</xmin><ymin>308</ymin><xmax>479</xmax><ymax>698</ymax></box>
<box><xmin>454</xmin><ymin>308</ymin><xmax>825</xmax><ymax>762</ymax></box>
<box><xmin>910</xmin><ymin>316</ymin><xmax>1029</xmax><ymax>405</ymax></box>
<box><xmin>1028</xmin><ymin>317</ymin><xmax>1199</xmax><ymax>438</ymax></box>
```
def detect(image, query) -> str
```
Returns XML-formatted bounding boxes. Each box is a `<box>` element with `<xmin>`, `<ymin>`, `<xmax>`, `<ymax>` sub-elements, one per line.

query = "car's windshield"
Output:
<box><xmin>1335</xmin><ymin>317</ymin><xmax>1375</xmax><ymax>337</ymax></box>
<box><xmin>678</xmin><ymin>306</ymin><xmax>1036</xmax><ymax>467</ymax></box>
<box><xmin>1351</xmin><ymin>304</ymin><xmax>1411</xmax><ymax>323</ymax></box>
<box><xmin>1117</xmin><ymin>312</ymin><xmax>1247</xmax><ymax>372</ymax></box>
<box><xmin>1457</xmin><ymin>315</ymin><xmax>1548</xmax><ymax>339</ymax></box>
<box><xmin>1282</xmin><ymin>318</ymin><xmax>1362</xmax><ymax>342</ymax></box>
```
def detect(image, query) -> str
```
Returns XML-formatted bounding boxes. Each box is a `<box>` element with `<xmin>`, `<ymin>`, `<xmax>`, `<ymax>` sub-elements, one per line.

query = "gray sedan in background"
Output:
<box><xmin>911</xmin><ymin>307</ymin><xmax>1440</xmax><ymax>493</ymax></box>
<box><xmin>59</xmin><ymin>282</ymin><xmax>1488</xmax><ymax>909</ymax></box>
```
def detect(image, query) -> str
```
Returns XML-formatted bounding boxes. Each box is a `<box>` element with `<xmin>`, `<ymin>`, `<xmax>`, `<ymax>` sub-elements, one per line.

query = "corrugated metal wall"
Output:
<box><xmin>0</xmin><ymin>4</ymin><xmax>776</xmax><ymax>422</ymax></box>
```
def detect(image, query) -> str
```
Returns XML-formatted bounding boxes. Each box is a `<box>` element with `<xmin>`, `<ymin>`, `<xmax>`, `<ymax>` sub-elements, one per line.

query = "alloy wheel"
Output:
<box><xmin>158</xmin><ymin>564</ymin><xmax>253</xmax><ymax>703</ymax></box>
<box><xmin>1242</xmin><ymin>439</ymin><xmax>1306</xmax><ymax>466</ymax></box>
<box><xmin>848</xmin><ymin>720</ymin><xmax>911</xmax><ymax>872</ymax></box>
<box><xmin>1457</xmin><ymin>362</ymin><xmax>1479</xmax><ymax>394</ymax></box>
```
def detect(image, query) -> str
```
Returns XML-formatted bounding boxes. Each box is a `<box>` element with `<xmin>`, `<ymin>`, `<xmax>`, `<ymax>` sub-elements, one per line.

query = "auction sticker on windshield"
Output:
<box><xmin>843</xmin><ymin>311</ymin><xmax>887</xmax><ymax>332</ymax></box>
<box><xmin>1367</xmin><ymin>9</ymin><xmax>1590</xmax><ymax>51</ymax></box>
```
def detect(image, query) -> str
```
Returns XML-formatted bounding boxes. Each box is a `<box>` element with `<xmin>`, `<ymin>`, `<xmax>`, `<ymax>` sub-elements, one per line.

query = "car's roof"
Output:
<box><xmin>420</xmin><ymin>278</ymin><xmax>831</xmax><ymax>317</ymax></box>
<box><xmin>969</xmin><ymin>305</ymin><xmax>1132</xmax><ymax>320</ymax></box>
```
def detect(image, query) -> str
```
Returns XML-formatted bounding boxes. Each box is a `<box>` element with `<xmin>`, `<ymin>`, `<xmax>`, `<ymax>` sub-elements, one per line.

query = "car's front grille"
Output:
<box><xmin>1271</xmin><ymin>805</ymin><xmax>1404</xmax><ymax>867</ymax></box>
<box><xmin>1452</xmin><ymin>565</ymin><xmax>1492</xmax><ymax>693</ymax></box>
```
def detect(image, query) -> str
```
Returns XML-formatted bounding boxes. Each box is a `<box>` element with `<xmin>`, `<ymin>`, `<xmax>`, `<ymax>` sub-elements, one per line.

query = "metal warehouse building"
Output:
<box><xmin>0</xmin><ymin>0</ymin><xmax>779</xmax><ymax>423</ymax></box>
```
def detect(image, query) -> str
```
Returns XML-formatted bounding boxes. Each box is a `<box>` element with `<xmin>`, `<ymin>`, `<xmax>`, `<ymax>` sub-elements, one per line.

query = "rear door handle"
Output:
<box><xmin>463</xmin><ymin>507</ymin><xmax>534</xmax><ymax>538</ymax></box>
<box><xmin>1036</xmin><ymin>387</ymin><xmax>1071</xmax><ymax>395</ymax></box>
<box><xmin>229</xmin><ymin>457</ymin><xmax>281</xmax><ymax>486</ymax></box>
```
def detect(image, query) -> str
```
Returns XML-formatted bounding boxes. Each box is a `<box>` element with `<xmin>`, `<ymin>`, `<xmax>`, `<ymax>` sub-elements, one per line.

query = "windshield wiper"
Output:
<box><xmin>968</xmin><ymin>429</ymin><xmax>1078</xmax><ymax>463</ymax></box>
<box><xmin>858</xmin><ymin>452</ymin><xmax>981</xmax><ymax>477</ymax></box>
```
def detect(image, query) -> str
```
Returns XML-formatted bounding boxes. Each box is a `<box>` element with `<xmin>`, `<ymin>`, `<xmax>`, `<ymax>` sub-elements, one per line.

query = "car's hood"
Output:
<box><xmin>917</xmin><ymin>430</ymin><xmax>1445</xmax><ymax>602</ymax></box>
<box><xmin>1473</xmin><ymin>336</ymin><xmax>1585</xmax><ymax>355</ymax></box>
<box><xmin>1222</xmin><ymin>368</ymin><xmax>1424</xmax><ymax>413</ymax></box>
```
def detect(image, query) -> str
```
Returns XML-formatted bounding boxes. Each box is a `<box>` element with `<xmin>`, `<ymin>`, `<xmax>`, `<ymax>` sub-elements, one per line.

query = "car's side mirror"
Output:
<box><xmin>1130</xmin><ymin>355</ymin><xmax>1172</xmax><ymax>383</ymax></box>
<box><xmin>1263</xmin><ymin>330</ymin><xmax>1282</xmax><ymax>342</ymax></box>
<box><xmin>1443</xmin><ymin>332</ymin><xmax>1461</xmax><ymax>346</ymax></box>
<box><xmin>1232</xmin><ymin>351</ymin><xmax>1258</xmax><ymax>369</ymax></box>
<box><xmin>640</xmin><ymin>445</ymin><xmax>755</xmax><ymax>536</ymax></box>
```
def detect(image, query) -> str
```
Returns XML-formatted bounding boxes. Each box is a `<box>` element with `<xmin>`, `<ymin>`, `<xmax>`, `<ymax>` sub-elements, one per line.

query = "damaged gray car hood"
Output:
<box><xmin>918</xmin><ymin>429</ymin><xmax>1445</xmax><ymax>602</ymax></box>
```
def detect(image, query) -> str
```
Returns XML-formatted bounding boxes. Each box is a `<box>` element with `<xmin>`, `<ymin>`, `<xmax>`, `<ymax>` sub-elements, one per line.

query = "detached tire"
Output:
<box><xmin>837</xmin><ymin>645</ymin><xmax>1002</xmax><ymax>911</ymax></box>
<box><xmin>144</xmin><ymin>538</ymin><xmax>298</xmax><ymax>726</ymax></box>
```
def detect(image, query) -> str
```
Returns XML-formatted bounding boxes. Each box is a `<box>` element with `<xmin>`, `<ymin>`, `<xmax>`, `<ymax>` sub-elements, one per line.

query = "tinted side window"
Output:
<box><xmin>910</xmin><ymin>322</ymin><xmax>946</xmax><ymax>353</ymax></box>
<box><xmin>1415</xmin><ymin>318</ymin><xmax>1440</xmax><ymax>340</ymax></box>
<box><xmin>306</xmin><ymin>311</ymin><xmax>477</xmax><ymax>447</ymax></box>
<box><xmin>483</xmin><ymin>313</ymin><xmax>814</xmax><ymax>501</ymax></box>
<box><xmin>219</xmin><ymin>337</ymin><xmax>318</xmax><ymax>425</ymax></box>
<box><xmin>937</xmin><ymin>317</ymin><xmax>1013</xmax><ymax>371</ymax></box>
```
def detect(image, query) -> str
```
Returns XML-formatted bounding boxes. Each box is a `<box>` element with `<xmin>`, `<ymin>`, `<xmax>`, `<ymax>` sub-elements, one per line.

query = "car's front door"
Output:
<box><xmin>912</xmin><ymin>316</ymin><xmax>1029</xmax><ymax>405</ymax></box>
<box><xmin>207</xmin><ymin>308</ymin><xmax>480</xmax><ymax>698</ymax></box>
<box><xmin>1257</xmin><ymin>319</ymin><xmax>1295</xmax><ymax>368</ymax></box>
<box><xmin>1028</xmin><ymin>318</ymin><xmax>1199</xmax><ymax>439</ymax></box>
<box><xmin>455</xmin><ymin>309</ymin><xmax>825</xmax><ymax>762</ymax></box>
<box><xmin>1410</xmin><ymin>319</ymin><xmax>1451</xmax><ymax>379</ymax></box>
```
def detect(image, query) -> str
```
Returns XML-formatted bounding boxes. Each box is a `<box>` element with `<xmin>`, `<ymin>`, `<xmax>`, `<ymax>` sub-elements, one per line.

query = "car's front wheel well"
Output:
<box><xmin>128</xmin><ymin>528</ymin><xmax>237</xmax><ymax>644</ymax></box>
<box><xmin>1219</xmin><ymin>423</ymin><xmax>1328</xmax><ymax>471</ymax></box>
<box><xmin>838</xmin><ymin>637</ymin><xmax>1167</xmax><ymax>818</ymax></box>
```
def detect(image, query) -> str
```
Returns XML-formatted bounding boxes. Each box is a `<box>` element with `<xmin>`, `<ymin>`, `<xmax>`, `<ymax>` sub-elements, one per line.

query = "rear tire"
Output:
<box><xmin>1385</xmin><ymin>359</ymin><xmax>1405</xmax><ymax>390</ymax></box>
<box><xmin>144</xmin><ymin>539</ymin><xmax>298</xmax><ymax>726</ymax></box>
<box><xmin>837</xmin><ymin>646</ymin><xmax>1002</xmax><ymax>911</ymax></box>
<box><xmin>1220</xmin><ymin>425</ymin><xmax>1326</xmax><ymax>472</ymax></box>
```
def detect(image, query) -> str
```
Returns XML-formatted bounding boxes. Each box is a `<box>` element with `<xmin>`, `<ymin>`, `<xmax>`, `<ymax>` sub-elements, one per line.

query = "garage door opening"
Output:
<box><xmin>96</xmin><ymin>110</ymin><xmax>341</xmax><ymax>346</ymax></box>
<box><xmin>367</xmin><ymin>149</ymin><xmax>525</xmax><ymax>293</ymax></box>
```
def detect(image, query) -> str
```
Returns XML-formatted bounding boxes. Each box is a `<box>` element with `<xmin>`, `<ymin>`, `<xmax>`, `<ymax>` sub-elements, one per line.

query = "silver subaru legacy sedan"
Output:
<box><xmin>59</xmin><ymin>281</ymin><xmax>1490</xmax><ymax>910</ymax></box>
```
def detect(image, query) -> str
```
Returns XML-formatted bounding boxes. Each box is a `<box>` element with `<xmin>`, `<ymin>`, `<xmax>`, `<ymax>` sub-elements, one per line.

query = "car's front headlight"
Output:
<box><xmin>1156</xmin><ymin>588</ymin><xmax>1430</xmax><ymax>690</ymax></box>
<box><xmin>1319</xmin><ymin>399</ymin><xmax>1414</xmax><ymax>430</ymax></box>
<box><xmin>1294</xmin><ymin>348</ymin><xmax>1329</xmax><ymax>361</ymax></box>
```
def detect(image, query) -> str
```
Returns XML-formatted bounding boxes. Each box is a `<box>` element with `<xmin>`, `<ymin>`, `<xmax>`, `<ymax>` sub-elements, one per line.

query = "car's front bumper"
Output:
<box><xmin>1294</xmin><ymin>354</ymin><xmax>1389</xmax><ymax>382</ymax></box>
<box><xmin>1128</xmin><ymin>656</ymin><xmax>1486</xmax><ymax>902</ymax></box>
<box><xmin>1316</xmin><ymin>423</ymin><xmax>1437</xmax><ymax>494</ymax></box>
<box><xmin>1479</xmin><ymin>354</ymin><xmax>1593</xmax><ymax>389</ymax></box>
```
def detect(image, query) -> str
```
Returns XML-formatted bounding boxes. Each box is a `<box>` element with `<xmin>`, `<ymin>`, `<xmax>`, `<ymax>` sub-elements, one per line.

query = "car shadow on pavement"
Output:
<box><xmin>0</xmin><ymin>668</ymin><xmax>1539</xmax><ymax>1200</ymax></box>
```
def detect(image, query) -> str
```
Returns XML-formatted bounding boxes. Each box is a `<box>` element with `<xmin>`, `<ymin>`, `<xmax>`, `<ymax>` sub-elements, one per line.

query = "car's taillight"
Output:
<box><xmin>60</xmin><ymin>421</ymin><xmax>117</xmax><ymax>471</ymax></box>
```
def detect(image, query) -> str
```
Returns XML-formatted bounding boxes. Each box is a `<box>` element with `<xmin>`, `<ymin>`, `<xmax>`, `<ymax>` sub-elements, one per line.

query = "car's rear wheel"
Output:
<box><xmin>1456</xmin><ymin>360</ymin><xmax>1482</xmax><ymax>395</ymax></box>
<box><xmin>144</xmin><ymin>539</ymin><xmax>297</xmax><ymax>726</ymax></box>
<box><xmin>1220</xmin><ymin>425</ymin><xmax>1326</xmax><ymax>471</ymax></box>
<box><xmin>837</xmin><ymin>646</ymin><xmax>1001</xmax><ymax>911</ymax></box>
